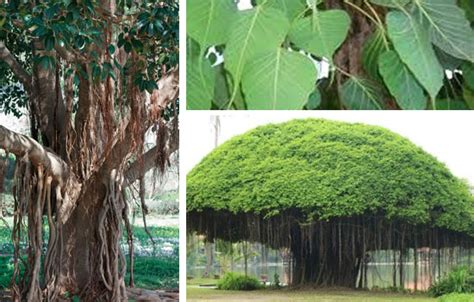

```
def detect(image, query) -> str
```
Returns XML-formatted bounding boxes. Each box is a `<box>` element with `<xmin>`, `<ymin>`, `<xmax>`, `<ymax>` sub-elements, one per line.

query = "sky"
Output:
<box><xmin>182</xmin><ymin>111</ymin><xmax>474</xmax><ymax>185</ymax></box>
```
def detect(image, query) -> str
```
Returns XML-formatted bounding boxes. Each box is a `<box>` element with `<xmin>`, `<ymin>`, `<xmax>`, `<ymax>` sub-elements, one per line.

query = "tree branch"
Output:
<box><xmin>98</xmin><ymin>67</ymin><xmax>180</xmax><ymax>180</ymax></box>
<box><xmin>124</xmin><ymin>119</ymin><xmax>179</xmax><ymax>186</ymax></box>
<box><xmin>0</xmin><ymin>125</ymin><xmax>67</xmax><ymax>183</ymax></box>
<box><xmin>0</xmin><ymin>124</ymin><xmax>81</xmax><ymax>223</ymax></box>
<box><xmin>0</xmin><ymin>41</ymin><xmax>32</xmax><ymax>93</ymax></box>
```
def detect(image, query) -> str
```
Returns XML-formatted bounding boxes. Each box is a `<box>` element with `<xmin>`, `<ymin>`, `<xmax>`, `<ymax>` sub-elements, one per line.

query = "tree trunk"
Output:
<box><xmin>57</xmin><ymin>179</ymin><xmax>127</xmax><ymax>301</ymax></box>
<box><xmin>204</xmin><ymin>242</ymin><xmax>214</xmax><ymax>278</ymax></box>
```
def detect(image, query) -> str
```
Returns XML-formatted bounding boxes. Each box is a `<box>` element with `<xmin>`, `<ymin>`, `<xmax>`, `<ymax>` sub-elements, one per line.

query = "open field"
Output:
<box><xmin>187</xmin><ymin>286</ymin><xmax>437</xmax><ymax>302</ymax></box>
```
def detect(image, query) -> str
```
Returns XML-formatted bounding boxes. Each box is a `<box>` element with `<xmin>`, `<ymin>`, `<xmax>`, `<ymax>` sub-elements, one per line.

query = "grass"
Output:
<box><xmin>126</xmin><ymin>256</ymin><xmax>179</xmax><ymax>289</ymax></box>
<box><xmin>187</xmin><ymin>286</ymin><xmax>437</xmax><ymax>302</ymax></box>
<box><xmin>0</xmin><ymin>225</ymin><xmax>179</xmax><ymax>290</ymax></box>
<box><xmin>187</xmin><ymin>278</ymin><xmax>436</xmax><ymax>302</ymax></box>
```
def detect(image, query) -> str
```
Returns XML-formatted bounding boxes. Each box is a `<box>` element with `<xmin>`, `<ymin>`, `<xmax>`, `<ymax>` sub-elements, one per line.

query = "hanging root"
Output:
<box><xmin>122</xmin><ymin>189</ymin><xmax>135</xmax><ymax>288</ymax></box>
<box><xmin>87</xmin><ymin>169</ymin><xmax>127</xmax><ymax>301</ymax></box>
<box><xmin>7</xmin><ymin>155</ymin><xmax>66</xmax><ymax>301</ymax></box>
<box><xmin>189</xmin><ymin>210</ymin><xmax>474</xmax><ymax>289</ymax></box>
<box><xmin>139</xmin><ymin>174</ymin><xmax>155</xmax><ymax>246</ymax></box>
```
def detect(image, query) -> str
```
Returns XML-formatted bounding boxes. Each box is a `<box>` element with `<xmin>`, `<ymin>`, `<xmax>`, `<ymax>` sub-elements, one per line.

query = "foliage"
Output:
<box><xmin>272</xmin><ymin>273</ymin><xmax>280</xmax><ymax>289</ymax></box>
<box><xmin>0</xmin><ymin>0</ymin><xmax>179</xmax><ymax>113</ymax></box>
<box><xmin>438</xmin><ymin>293</ymin><xmax>474</xmax><ymax>302</ymax></box>
<box><xmin>130</xmin><ymin>226</ymin><xmax>179</xmax><ymax>243</ymax></box>
<box><xmin>186</xmin><ymin>0</ymin><xmax>474</xmax><ymax>110</ymax></box>
<box><xmin>216</xmin><ymin>272</ymin><xmax>262</xmax><ymax>291</ymax></box>
<box><xmin>187</xmin><ymin>119</ymin><xmax>474</xmax><ymax>236</ymax></box>
<box><xmin>429</xmin><ymin>267</ymin><xmax>474</xmax><ymax>297</ymax></box>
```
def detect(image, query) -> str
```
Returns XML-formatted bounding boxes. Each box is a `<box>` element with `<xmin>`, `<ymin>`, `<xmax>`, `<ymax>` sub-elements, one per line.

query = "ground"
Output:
<box><xmin>187</xmin><ymin>278</ymin><xmax>436</xmax><ymax>302</ymax></box>
<box><xmin>187</xmin><ymin>287</ymin><xmax>436</xmax><ymax>302</ymax></box>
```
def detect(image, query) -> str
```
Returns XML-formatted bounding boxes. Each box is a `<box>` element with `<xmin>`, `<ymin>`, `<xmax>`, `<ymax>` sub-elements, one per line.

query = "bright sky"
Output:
<box><xmin>182</xmin><ymin>112</ymin><xmax>474</xmax><ymax>185</ymax></box>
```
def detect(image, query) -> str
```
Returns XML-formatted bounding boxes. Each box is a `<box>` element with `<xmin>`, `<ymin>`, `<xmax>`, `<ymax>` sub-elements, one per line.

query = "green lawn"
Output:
<box><xmin>187</xmin><ymin>286</ymin><xmax>437</xmax><ymax>302</ymax></box>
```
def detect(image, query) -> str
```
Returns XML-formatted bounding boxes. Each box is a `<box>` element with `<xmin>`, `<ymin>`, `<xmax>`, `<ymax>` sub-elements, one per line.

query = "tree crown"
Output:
<box><xmin>187</xmin><ymin>119</ymin><xmax>474</xmax><ymax>236</ymax></box>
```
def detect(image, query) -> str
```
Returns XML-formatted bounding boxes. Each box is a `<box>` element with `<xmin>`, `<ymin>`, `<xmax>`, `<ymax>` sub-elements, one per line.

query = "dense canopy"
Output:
<box><xmin>187</xmin><ymin>119</ymin><xmax>474</xmax><ymax>237</ymax></box>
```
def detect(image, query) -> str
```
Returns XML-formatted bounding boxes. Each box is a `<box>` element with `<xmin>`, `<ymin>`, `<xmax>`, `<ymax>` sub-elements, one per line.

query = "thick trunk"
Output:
<box><xmin>291</xmin><ymin>227</ymin><xmax>360</xmax><ymax>287</ymax></box>
<box><xmin>57</xmin><ymin>178</ymin><xmax>127</xmax><ymax>301</ymax></box>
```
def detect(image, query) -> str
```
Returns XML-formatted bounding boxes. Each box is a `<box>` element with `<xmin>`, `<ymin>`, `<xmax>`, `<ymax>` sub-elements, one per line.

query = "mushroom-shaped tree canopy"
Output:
<box><xmin>187</xmin><ymin>119</ymin><xmax>474</xmax><ymax>287</ymax></box>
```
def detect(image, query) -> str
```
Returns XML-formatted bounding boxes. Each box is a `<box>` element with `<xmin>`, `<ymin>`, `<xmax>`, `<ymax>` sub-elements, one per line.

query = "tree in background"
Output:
<box><xmin>0</xmin><ymin>0</ymin><xmax>178</xmax><ymax>300</ymax></box>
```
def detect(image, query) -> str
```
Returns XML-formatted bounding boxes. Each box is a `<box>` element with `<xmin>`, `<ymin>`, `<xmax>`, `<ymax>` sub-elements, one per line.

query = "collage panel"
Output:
<box><xmin>0</xmin><ymin>0</ymin><xmax>473</xmax><ymax>301</ymax></box>
<box><xmin>0</xmin><ymin>0</ymin><xmax>179</xmax><ymax>301</ymax></box>
<box><xmin>184</xmin><ymin>112</ymin><xmax>474</xmax><ymax>302</ymax></box>
<box><xmin>187</xmin><ymin>0</ymin><xmax>474</xmax><ymax>110</ymax></box>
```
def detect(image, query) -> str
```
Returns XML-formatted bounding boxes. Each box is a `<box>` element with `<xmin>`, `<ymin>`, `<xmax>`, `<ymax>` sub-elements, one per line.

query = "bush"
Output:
<box><xmin>217</xmin><ymin>272</ymin><xmax>262</xmax><ymax>291</ymax></box>
<box><xmin>439</xmin><ymin>293</ymin><xmax>474</xmax><ymax>302</ymax></box>
<box><xmin>429</xmin><ymin>267</ymin><xmax>474</xmax><ymax>297</ymax></box>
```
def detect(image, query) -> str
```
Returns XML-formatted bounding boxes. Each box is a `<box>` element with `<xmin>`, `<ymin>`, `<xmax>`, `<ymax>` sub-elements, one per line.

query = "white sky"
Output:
<box><xmin>182</xmin><ymin>111</ymin><xmax>474</xmax><ymax>185</ymax></box>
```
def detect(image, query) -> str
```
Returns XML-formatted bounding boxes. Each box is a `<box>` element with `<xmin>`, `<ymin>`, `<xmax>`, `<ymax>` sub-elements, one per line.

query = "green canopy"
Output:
<box><xmin>187</xmin><ymin>119</ymin><xmax>474</xmax><ymax>236</ymax></box>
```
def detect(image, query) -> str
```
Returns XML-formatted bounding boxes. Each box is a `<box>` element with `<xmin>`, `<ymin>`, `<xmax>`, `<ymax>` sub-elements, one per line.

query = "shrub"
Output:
<box><xmin>273</xmin><ymin>273</ymin><xmax>280</xmax><ymax>289</ymax></box>
<box><xmin>217</xmin><ymin>272</ymin><xmax>262</xmax><ymax>291</ymax></box>
<box><xmin>429</xmin><ymin>267</ymin><xmax>474</xmax><ymax>297</ymax></box>
<box><xmin>439</xmin><ymin>293</ymin><xmax>474</xmax><ymax>302</ymax></box>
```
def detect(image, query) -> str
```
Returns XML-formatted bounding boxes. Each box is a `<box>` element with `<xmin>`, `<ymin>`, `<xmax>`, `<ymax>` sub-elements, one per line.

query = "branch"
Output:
<box><xmin>98</xmin><ymin>67</ymin><xmax>180</xmax><ymax>180</ymax></box>
<box><xmin>150</xmin><ymin>66</ymin><xmax>179</xmax><ymax>111</ymax></box>
<box><xmin>54</xmin><ymin>44</ymin><xmax>87</xmax><ymax>64</ymax></box>
<box><xmin>0</xmin><ymin>124</ymin><xmax>81</xmax><ymax>222</ymax></box>
<box><xmin>0</xmin><ymin>41</ymin><xmax>32</xmax><ymax>93</ymax></box>
<box><xmin>0</xmin><ymin>125</ymin><xmax>67</xmax><ymax>184</ymax></box>
<box><xmin>124</xmin><ymin>120</ymin><xmax>179</xmax><ymax>187</ymax></box>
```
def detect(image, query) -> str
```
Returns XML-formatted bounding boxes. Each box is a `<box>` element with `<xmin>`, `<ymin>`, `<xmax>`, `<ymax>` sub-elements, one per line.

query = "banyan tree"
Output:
<box><xmin>187</xmin><ymin>119</ymin><xmax>474</xmax><ymax>288</ymax></box>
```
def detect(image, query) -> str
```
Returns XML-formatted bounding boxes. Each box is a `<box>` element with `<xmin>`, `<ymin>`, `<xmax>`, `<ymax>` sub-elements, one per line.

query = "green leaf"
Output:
<box><xmin>386</xmin><ymin>11</ymin><xmax>444</xmax><ymax>100</ymax></box>
<box><xmin>435</xmin><ymin>99</ymin><xmax>469</xmax><ymax>110</ymax></box>
<box><xmin>187</xmin><ymin>0</ymin><xmax>237</xmax><ymax>49</ymax></box>
<box><xmin>378</xmin><ymin>50</ymin><xmax>427</xmax><ymax>110</ymax></box>
<box><xmin>38</xmin><ymin>55</ymin><xmax>54</xmax><ymax>70</ymax></box>
<box><xmin>462</xmin><ymin>62</ymin><xmax>474</xmax><ymax>91</ymax></box>
<box><xmin>241</xmin><ymin>48</ymin><xmax>317</xmax><ymax>109</ymax></box>
<box><xmin>225</xmin><ymin>6</ymin><xmax>290</xmax><ymax>100</ymax></box>
<box><xmin>187</xmin><ymin>38</ymin><xmax>215</xmax><ymax>110</ymax></box>
<box><xmin>463</xmin><ymin>85</ymin><xmax>474</xmax><ymax>109</ymax></box>
<box><xmin>288</xmin><ymin>10</ymin><xmax>350</xmax><ymax>62</ymax></box>
<box><xmin>435</xmin><ymin>47</ymin><xmax>462</xmax><ymax>70</ymax></box>
<box><xmin>413</xmin><ymin>0</ymin><xmax>474</xmax><ymax>62</ymax></box>
<box><xmin>362</xmin><ymin>29</ymin><xmax>388</xmax><ymax>81</ymax></box>
<box><xmin>414</xmin><ymin>0</ymin><xmax>474</xmax><ymax>62</ymax></box>
<box><xmin>306</xmin><ymin>88</ymin><xmax>321</xmax><ymax>109</ymax></box>
<box><xmin>124</xmin><ymin>41</ymin><xmax>132</xmax><ymax>53</ymax></box>
<box><xmin>108</xmin><ymin>44</ymin><xmax>115</xmax><ymax>54</ymax></box>
<box><xmin>339</xmin><ymin>77</ymin><xmax>383</xmax><ymax>110</ymax></box>
<box><xmin>44</xmin><ymin>35</ymin><xmax>55</xmax><ymax>51</ymax></box>
<box><xmin>369</xmin><ymin>0</ymin><xmax>410</xmax><ymax>8</ymax></box>
<box><xmin>458</xmin><ymin>0</ymin><xmax>474</xmax><ymax>22</ymax></box>
<box><xmin>256</xmin><ymin>0</ymin><xmax>307</xmax><ymax>21</ymax></box>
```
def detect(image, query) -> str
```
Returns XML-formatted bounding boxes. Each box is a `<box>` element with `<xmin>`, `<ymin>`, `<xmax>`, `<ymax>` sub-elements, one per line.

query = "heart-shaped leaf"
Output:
<box><xmin>289</xmin><ymin>10</ymin><xmax>350</xmax><ymax>62</ymax></box>
<box><xmin>378</xmin><ymin>50</ymin><xmax>427</xmax><ymax>110</ymax></box>
<box><xmin>187</xmin><ymin>0</ymin><xmax>237</xmax><ymax>49</ymax></box>
<box><xmin>242</xmin><ymin>48</ymin><xmax>317</xmax><ymax>109</ymax></box>
<box><xmin>387</xmin><ymin>11</ymin><xmax>444</xmax><ymax>100</ymax></box>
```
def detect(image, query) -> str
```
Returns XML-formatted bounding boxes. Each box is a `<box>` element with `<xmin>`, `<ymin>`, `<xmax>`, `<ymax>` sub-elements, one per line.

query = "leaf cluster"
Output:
<box><xmin>0</xmin><ymin>0</ymin><xmax>179</xmax><ymax>110</ymax></box>
<box><xmin>187</xmin><ymin>0</ymin><xmax>474</xmax><ymax>110</ymax></box>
